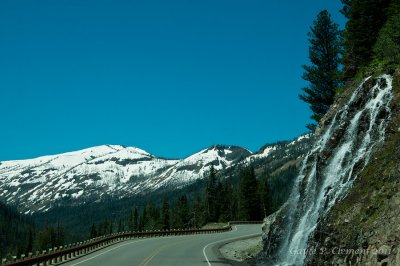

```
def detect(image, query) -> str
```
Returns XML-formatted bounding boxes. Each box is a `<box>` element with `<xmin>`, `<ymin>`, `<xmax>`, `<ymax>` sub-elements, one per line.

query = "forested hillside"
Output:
<box><xmin>0</xmin><ymin>201</ymin><xmax>65</xmax><ymax>262</ymax></box>
<box><xmin>29</xmin><ymin>135</ymin><xmax>312</xmax><ymax>246</ymax></box>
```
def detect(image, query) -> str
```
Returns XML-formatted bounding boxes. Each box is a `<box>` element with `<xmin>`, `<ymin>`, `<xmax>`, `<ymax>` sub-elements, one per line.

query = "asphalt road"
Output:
<box><xmin>61</xmin><ymin>225</ymin><xmax>262</xmax><ymax>266</ymax></box>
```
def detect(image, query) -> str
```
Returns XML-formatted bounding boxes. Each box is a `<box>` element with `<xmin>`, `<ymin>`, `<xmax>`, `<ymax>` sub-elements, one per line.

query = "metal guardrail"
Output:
<box><xmin>1</xmin><ymin>227</ymin><xmax>226</xmax><ymax>266</ymax></box>
<box><xmin>1</xmin><ymin>221</ymin><xmax>262</xmax><ymax>266</ymax></box>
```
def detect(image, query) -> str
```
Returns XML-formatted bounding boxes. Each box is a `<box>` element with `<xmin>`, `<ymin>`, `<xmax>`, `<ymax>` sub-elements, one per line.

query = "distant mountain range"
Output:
<box><xmin>0</xmin><ymin>134</ymin><xmax>311</xmax><ymax>213</ymax></box>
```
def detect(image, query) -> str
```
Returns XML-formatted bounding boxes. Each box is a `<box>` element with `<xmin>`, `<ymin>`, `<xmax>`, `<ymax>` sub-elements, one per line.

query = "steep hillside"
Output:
<box><xmin>0</xmin><ymin>201</ymin><xmax>35</xmax><ymax>260</ymax></box>
<box><xmin>307</xmin><ymin>71</ymin><xmax>400</xmax><ymax>264</ymax></box>
<box><xmin>249</xmin><ymin>134</ymin><xmax>313</xmax><ymax>174</ymax></box>
<box><xmin>261</xmin><ymin>71</ymin><xmax>398</xmax><ymax>265</ymax></box>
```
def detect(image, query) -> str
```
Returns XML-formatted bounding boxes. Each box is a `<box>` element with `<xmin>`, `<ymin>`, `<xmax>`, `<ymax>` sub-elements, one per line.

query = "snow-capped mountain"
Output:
<box><xmin>0</xmin><ymin>135</ymin><xmax>312</xmax><ymax>213</ymax></box>
<box><xmin>0</xmin><ymin>144</ymin><xmax>251</xmax><ymax>213</ymax></box>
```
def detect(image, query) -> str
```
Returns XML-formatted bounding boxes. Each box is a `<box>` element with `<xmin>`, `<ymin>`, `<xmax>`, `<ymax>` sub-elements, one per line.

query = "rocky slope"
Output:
<box><xmin>261</xmin><ymin>70</ymin><xmax>400</xmax><ymax>265</ymax></box>
<box><xmin>306</xmin><ymin>70</ymin><xmax>400</xmax><ymax>265</ymax></box>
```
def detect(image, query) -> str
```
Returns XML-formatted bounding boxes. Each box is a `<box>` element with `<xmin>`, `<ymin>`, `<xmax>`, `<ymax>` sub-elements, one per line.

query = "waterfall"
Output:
<box><xmin>270</xmin><ymin>75</ymin><xmax>393</xmax><ymax>266</ymax></box>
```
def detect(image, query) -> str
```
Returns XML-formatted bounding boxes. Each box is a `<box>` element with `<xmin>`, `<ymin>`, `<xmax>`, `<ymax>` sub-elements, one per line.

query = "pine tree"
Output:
<box><xmin>230</xmin><ymin>188</ymin><xmax>239</xmax><ymax>221</ymax></box>
<box><xmin>25</xmin><ymin>228</ymin><xmax>34</xmax><ymax>254</ymax></box>
<box><xmin>118</xmin><ymin>219</ymin><xmax>123</xmax><ymax>232</ymax></box>
<box><xmin>205</xmin><ymin>165</ymin><xmax>218</xmax><ymax>222</ymax></box>
<box><xmin>174</xmin><ymin>195</ymin><xmax>189</xmax><ymax>229</ymax></box>
<box><xmin>143</xmin><ymin>200</ymin><xmax>160</xmax><ymax>230</ymax></box>
<box><xmin>139</xmin><ymin>207</ymin><xmax>146</xmax><ymax>231</ymax></box>
<box><xmin>55</xmin><ymin>222</ymin><xmax>64</xmax><ymax>247</ymax></box>
<box><xmin>191</xmin><ymin>196</ymin><xmax>206</xmax><ymax>228</ymax></box>
<box><xmin>108</xmin><ymin>220</ymin><xmax>113</xmax><ymax>235</ymax></box>
<box><xmin>299</xmin><ymin>10</ymin><xmax>342</xmax><ymax>131</ymax></box>
<box><xmin>218</xmin><ymin>179</ymin><xmax>234</xmax><ymax>222</ymax></box>
<box><xmin>90</xmin><ymin>223</ymin><xmax>97</xmax><ymax>238</ymax></box>
<box><xmin>259</xmin><ymin>179</ymin><xmax>273</xmax><ymax>217</ymax></box>
<box><xmin>129</xmin><ymin>208</ymin><xmax>139</xmax><ymax>231</ymax></box>
<box><xmin>239</xmin><ymin>167</ymin><xmax>262</xmax><ymax>221</ymax></box>
<box><xmin>128</xmin><ymin>210</ymin><xmax>133</xmax><ymax>231</ymax></box>
<box><xmin>161</xmin><ymin>197</ymin><xmax>170</xmax><ymax>230</ymax></box>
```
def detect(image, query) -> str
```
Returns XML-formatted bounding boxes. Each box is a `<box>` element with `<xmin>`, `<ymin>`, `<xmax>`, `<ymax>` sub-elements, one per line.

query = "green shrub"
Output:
<box><xmin>374</xmin><ymin>6</ymin><xmax>400</xmax><ymax>63</ymax></box>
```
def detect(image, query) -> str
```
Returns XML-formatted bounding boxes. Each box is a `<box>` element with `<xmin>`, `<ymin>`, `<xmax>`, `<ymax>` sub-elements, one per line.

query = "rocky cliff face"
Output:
<box><xmin>306</xmin><ymin>71</ymin><xmax>400</xmax><ymax>265</ymax></box>
<box><xmin>261</xmin><ymin>70</ymin><xmax>400</xmax><ymax>265</ymax></box>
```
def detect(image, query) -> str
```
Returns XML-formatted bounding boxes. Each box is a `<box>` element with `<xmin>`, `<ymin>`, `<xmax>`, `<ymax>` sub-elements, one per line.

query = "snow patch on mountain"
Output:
<box><xmin>0</xmin><ymin>144</ymin><xmax>251</xmax><ymax>213</ymax></box>
<box><xmin>287</xmin><ymin>133</ymin><xmax>311</xmax><ymax>146</ymax></box>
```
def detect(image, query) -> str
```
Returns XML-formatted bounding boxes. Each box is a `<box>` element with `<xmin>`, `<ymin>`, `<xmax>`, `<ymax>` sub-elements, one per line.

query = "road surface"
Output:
<box><xmin>61</xmin><ymin>225</ymin><xmax>261</xmax><ymax>266</ymax></box>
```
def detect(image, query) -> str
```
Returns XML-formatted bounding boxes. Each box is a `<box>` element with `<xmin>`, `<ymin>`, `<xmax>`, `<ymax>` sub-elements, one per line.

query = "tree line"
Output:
<box><xmin>0</xmin><ymin>201</ymin><xmax>65</xmax><ymax>261</ymax></box>
<box><xmin>88</xmin><ymin>165</ymin><xmax>276</xmax><ymax>238</ymax></box>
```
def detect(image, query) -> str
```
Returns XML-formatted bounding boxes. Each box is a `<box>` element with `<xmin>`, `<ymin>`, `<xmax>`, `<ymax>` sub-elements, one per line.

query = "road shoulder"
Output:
<box><xmin>218</xmin><ymin>235</ymin><xmax>263</xmax><ymax>265</ymax></box>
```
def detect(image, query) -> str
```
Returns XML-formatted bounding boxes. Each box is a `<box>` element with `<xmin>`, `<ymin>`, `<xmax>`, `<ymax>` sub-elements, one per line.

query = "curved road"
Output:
<box><xmin>61</xmin><ymin>225</ymin><xmax>261</xmax><ymax>266</ymax></box>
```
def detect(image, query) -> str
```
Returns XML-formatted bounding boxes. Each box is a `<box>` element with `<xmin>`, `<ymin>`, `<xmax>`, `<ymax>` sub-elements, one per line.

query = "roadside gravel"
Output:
<box><xmin>219</xmin><ymin>236</ymin><xmax>263</xmax><ymax>263</ymax></box>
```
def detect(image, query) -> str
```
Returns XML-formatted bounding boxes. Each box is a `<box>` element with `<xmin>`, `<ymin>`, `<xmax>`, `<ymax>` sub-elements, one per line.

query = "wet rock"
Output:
<box><xmin>263</xmin><ymin>74</ymin><xmax>396</xmax><ymax>266</ymax></box>
<box><xmin>377</xmin><ymin>245</ymin><xmax>391</xmax><ymax>262</ymax></box>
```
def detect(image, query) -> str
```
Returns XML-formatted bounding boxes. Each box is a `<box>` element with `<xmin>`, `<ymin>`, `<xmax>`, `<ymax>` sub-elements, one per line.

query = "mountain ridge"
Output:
<box><xmin>0</xmin><ymin>135</ymin><xmax>311</xmax><ymax>214</ymax></box>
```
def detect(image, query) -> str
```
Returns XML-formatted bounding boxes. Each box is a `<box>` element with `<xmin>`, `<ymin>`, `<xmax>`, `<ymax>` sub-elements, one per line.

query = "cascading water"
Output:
<box><xmin>266</xmin><ymin>75</ymin><xmax>393</xmax><ymax>266</ymax></box>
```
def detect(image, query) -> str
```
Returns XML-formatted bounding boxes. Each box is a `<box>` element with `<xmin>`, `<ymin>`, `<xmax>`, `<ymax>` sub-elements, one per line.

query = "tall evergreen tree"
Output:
<box><xmin>161</xmin><ymin>197</ymin><xmax>170</xmax><ymax>230</ymax></box>
<box><xmin>142</xmin><ymin>200</ymin><xmax>159</xmax><ymax>230</ymax></box>
<box><xmin>55</xmin><ymin>222</ymin><xmax>64</xmax><ymax>247</ymax></box>
<box><xmin>26</xmin><ymin>228</ymin><xmax>34</xmax><ymax>254</ymax></box>
<box><xmin>205</xmin><ymin>165</ymin><xmax>218</xmax><ymax>222</ymax></box>
<box><xmin>128</xmin><ymin>209</ymin><xmax>134</xmax><ymax>231</ymax></box>
<box><xmin>239</xmin><ymin>167</ymin><xmax>262</xmax><ymax>221</ymax></box>
<box><xmin>133</xmin><ymin>207</ymin><xmax>139</xmax><ymax>231</ymax></box>
<box><xmin>191</xmin><ymin>196</ymin><xmax>206</xmax><ymax>228</ymax></box>
<box><xmin>108</xmin><ymin>220</ymin><xmax>113</xmax><ymax>235</ymax></box>
<box><xmin>90</xmin><ymin>223</ymin><xmax>97</xmax><ymax>238</ymax></box>
<box><xmin>117</xmin><ymin>219</ymin><xmax>123</xmax><ymax>232</ymax></box>
<box><xmin>259</xmin><ymin>179</ymin><xmax>273</xmax><ymax>217</ymax></box>
<box><xmin>173</xmin><ymin>195</ymin><xmax>189</xmax><ymax>229</ymax></box>
<box><xmin>299</xmin><ymin>10</ymin><xmax>342</xmax><ymax>131</ymax></box>
<box><xmin>139</xmin><ymin>207</ymin><xmax>146</xmax><ymax>231</ymax></box>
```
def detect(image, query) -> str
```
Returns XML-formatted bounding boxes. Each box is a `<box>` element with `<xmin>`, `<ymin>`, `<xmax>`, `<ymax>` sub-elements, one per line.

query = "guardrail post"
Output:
<box><xmin>53</xmin><ymin>247</ymin><xmax>58</xmax><ymax>263</ymax></box>
<box><xmin>40</xmin><ymin>250</ymin><xmax>46</xmax><ymax>266</ymax></box>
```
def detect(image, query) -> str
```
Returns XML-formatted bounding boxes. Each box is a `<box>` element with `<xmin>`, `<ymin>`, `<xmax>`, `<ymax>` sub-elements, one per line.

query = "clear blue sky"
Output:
<box><xmin>0</xmin><ymin>0</ymin><xmax>345</xmax><ymax>161</ymax></box>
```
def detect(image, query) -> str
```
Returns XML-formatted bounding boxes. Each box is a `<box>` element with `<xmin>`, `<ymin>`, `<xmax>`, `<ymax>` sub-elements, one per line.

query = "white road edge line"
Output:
<box><xmin>202</xmin><ymin>226</ymin><xmax>261</xmax><ymax>266</ymax></box>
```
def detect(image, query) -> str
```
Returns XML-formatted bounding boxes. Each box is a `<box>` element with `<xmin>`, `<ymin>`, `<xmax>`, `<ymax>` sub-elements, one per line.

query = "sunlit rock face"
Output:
<box><xmin>262</xmin><ymin>74</ymin><xmax>393</xmax><ymax>266</ymax></box>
